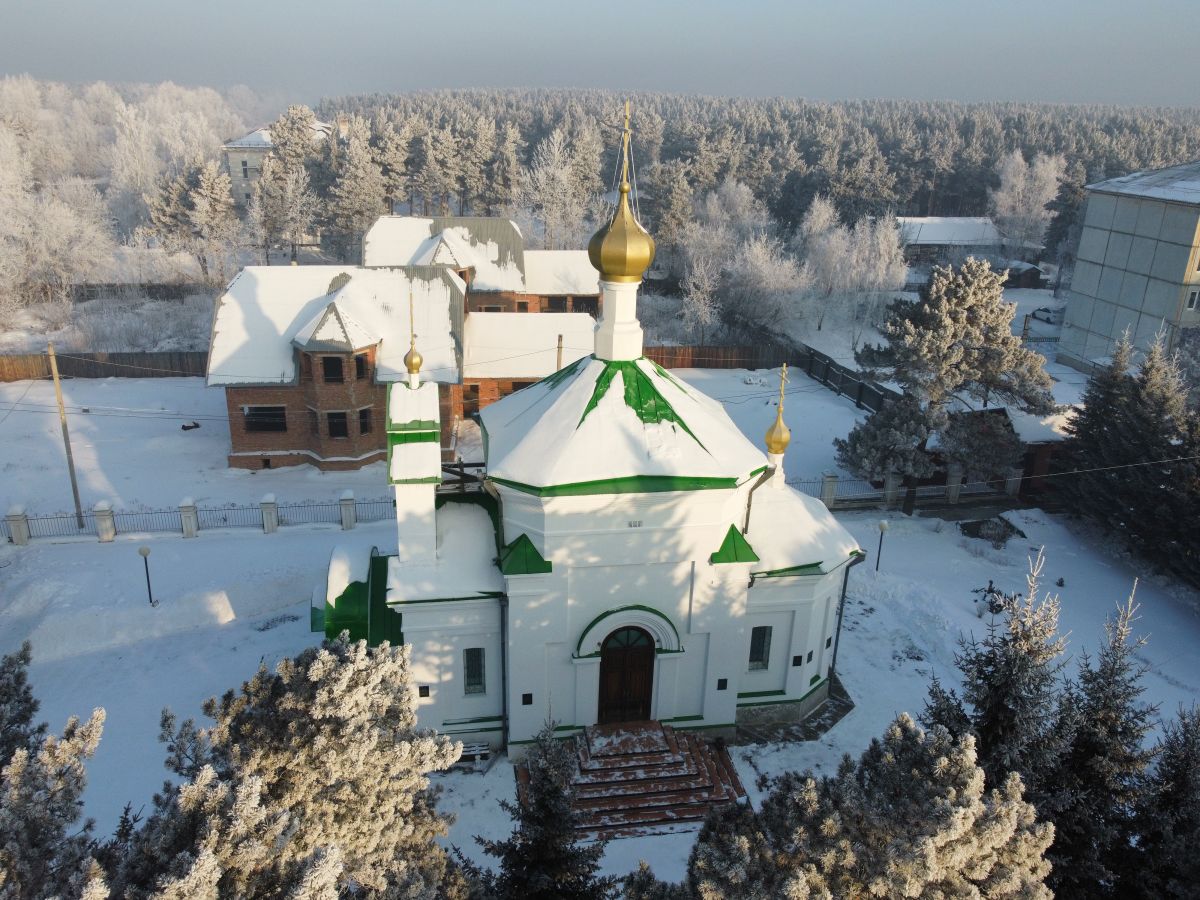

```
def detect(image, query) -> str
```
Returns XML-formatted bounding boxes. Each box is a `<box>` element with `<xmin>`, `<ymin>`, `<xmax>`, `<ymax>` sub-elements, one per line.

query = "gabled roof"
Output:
<box><xmin>207</xmin><ymin>265</ymin><xmax>464</xmax><ymax>386</ymax></box>
<box><xmin>710</xmin><ymin>525</ymin><xmax>759</xmax><ymax>565</ymax></box>
<box><xmin>499</xmin><ymin>534</ymin><xmax>553</xmax><ymax>575</ymax></box>
<box><xmin>1088</xmin><ymin>160</ymin><xmax>1200</xmax><ymax>205</ymax></box>
<box><xmin>897</xmin><ymin>217</ymin><xmax>1001</xmax><ymax>246</ymax></box>
<box><xmin>292</xmin><ymin>301</ymin><xmax>377</xmax><ymax>352</ymax></box>
<box><xmin>523</xmin><ymin>251</ymin><xmax>600</xmax><ymax>295</ymax></box>
<box><xmin>223</xmin><ymin>120</ymin><xmax>331</xmax><ymax>151</ymax></box>
<box><xmin>480</xmin><ymin>355</ymin><xmax>767</xmax><ymax>496</ymax></box>
<box><xmin>463</xmin><ymin>312</ymin><xmax>595</xmax><ymax>380</ymax></box>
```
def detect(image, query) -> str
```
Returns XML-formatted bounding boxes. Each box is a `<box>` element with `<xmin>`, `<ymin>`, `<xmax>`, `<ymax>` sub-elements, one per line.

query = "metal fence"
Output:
<box><xmin>113</xmin><ymin>508</ymin><xmax>184</xmax><ymax>533</ymax></box>
<box><xmin>24</xmin><ymin>512</ymin><xmax>100</xmax><ymax>539</ymax></box>
<box><xmin>196</xmin><ymin>505</ymin><xmax>264</xmax><ymax>530</ymax></box>
<box><xmin>355</xmin><ymin>497</ymin><xmax>396</xmax><ymax>522</ymax></box>
<box><xmin>277</xmin><ymin>502</ymin><xmax>342</xmax><ymax>527</ymax></box>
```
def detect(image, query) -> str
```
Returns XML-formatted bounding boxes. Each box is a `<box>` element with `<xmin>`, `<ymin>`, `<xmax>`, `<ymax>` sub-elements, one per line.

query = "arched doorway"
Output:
<box><xmin>598</xmin><ymin>627</ymin><xmax>654</xmax><ymax>723</ymax></box>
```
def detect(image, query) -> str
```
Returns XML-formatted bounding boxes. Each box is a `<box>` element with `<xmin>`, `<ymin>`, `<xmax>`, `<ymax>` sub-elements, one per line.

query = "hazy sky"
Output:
<box><xmin>2</xmin><ymin>0</ymin><xmax>1193</xmax><ymax>107</ymax></box>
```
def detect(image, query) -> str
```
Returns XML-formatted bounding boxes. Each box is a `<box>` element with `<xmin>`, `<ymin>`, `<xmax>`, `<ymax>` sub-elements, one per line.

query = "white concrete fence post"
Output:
<box><xmin>261</xmin><ymin>494</ymin><xmax>279</xmax><ymax>534</ymax></box>
<box><xmin>94</xmin><ymin>501</ymin><xmax>116</xmax><ymax>543</ymax></box>
<box><xmin>820</xmin><ymin>472</ymin><xmax>839</xmax><ymax>509</ymax></box>
<box><xmin>945</xmin><ymin>463</ymin><xmax>964</xmax><ymax>505</ymax></box>
<box><xmin>340</xmin><ymin>490</ymin><xmax>356</xmax><ymax>530</ymax></box>
<box><xmin>180</xmin><ymin>497</ymin><xmax>199</xmax><ymax>538</ymax></box>
<box><xmin>1004</xmin><ymin>467</ymin><xmax>1023</xmax><ymax>498</ymax></box>
<box><xmin>883</xmin><ymin>471</ymin><xmax>902</xmax><ymax>509</ymax></box>
<box><xmin>5</xmin><ymin>505</ymin><xmax>30</xmax><ymax>546</ymax></box>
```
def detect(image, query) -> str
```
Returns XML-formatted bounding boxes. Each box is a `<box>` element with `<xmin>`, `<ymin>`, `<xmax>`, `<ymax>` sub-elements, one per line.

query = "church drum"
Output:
<box><xmin>597</xmin><ymin>626</ymin><xmax>654</xmax><ymax>723</ymax></box>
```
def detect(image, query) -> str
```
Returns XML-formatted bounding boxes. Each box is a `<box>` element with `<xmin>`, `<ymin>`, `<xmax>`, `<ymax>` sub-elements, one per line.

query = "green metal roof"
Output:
<box><xmin>710</xmin><ymin>524</ymin><xmax>760</xmax><ymax>565</ymax></box>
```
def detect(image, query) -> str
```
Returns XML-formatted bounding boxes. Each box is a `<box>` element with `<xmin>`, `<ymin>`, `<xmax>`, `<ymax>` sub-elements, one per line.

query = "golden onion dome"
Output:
<box><xmin>404</xmin><ymin>339</ymin><xmax>422</xmax><ymax>375</ymax></box>
<box><xmin>588</xmin><ymin>181</ymin><xmax>656</xmax><ymax>283</ymax></box>
<box><xmin>765</xmin><ymin>363</ymin><xmax>791</xmax><ymax>455</ymax></box>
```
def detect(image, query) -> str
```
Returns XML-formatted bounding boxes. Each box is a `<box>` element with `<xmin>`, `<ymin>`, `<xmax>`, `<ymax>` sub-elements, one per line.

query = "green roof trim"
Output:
<box><xmin>752</xmin><ymin>561</ymin><xmax>824</xmax><ymax>578</ymax></box>
<box><xmin>538</xmin><ymin>354</ymin><xmax>590</xmax><ymax>391</ymax></box>
<box><xmin>577</xmin><ymin>360</ymin><xmax>705</xmax><ymax>449</ymax></box>
<box><xmin>499</xmin><ymin>533</ymin><xmax>553</xmax><ymax>575</ymax></box>
<box><xmin>650</xmin><ymin>360</ymin><xmax>688</xmax><ymax>392</ymax></box>
<box><xmin>388</xmin><ymin>418</ymin><xmax>438</xmax><ymax>433</ymax></box>
<box><xmin>388</xmin><ymin>475</ymin><xmax>442</xmax><ymax>485</ymax></box>
<box><xmin>710</xmin><ymin>524</ymin><xmax>760</xmax><ymax>565</ymax></box>
<box><xmin>388</xmin><ymin>430</ymin><xmax>439</xmax><ymax>446</ymax></box>
<box><xmin>325</xmin><ymin>579</ymin><xmax>368</xmax><ymax>642</ymax></box>
<box><xmin>489</xmin><ymin>474</ymin><xmax>738</xmax><ymax>498</ymax></box>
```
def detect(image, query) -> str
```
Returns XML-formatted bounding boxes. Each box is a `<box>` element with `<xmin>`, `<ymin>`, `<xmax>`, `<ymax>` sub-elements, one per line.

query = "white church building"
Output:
<box><xmin>318</xmin><ymin>122</ymin><xmax>863</xmax><ymax>750</ymax></box>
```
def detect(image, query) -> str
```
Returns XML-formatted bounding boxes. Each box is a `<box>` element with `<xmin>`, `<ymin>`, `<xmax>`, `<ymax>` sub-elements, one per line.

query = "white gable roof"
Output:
<box><xmin>292</xmin><ymin>301</ymin><xmax>377</xmax><ymax>351</ymax></box>
<box><xmin>463</xmin><ymin>312</ymin><xmax>596</xmax><ymax>380</ymax></box>
<box><xmin>223</xmin><ymin>120</ymin><xmax>331</xmax><ymax>151</ymax></box>
<box><xmin>523</xmin><ymin>251</ymin><xmax>600</xmax><ymax>295</ymax></box>
<box><xmin>746</xmin><ymin>484</ymin><xmax>862</xmax><ymax>575</ymax></box>
<box><xmin>481</xmin><ymin>356</ymin><xmax>767</xmax><ymax>492</ymax></box>
<box><xmin>898</xmin><ymin>217</ymin><xmax>1001</xmax><ymax>246</ymax></box>
<box><xmin>207</xmin><ymin>266</ymin><xmax>463</xmax><ymax>386</ymax></box>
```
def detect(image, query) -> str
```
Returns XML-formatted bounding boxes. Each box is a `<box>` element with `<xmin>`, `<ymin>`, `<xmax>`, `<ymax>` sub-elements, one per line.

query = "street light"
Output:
<box><xmin>138</xmin><ymin>546</ymin><xmax>157</xmax><ymax>607</ymax></box>
<box><xmin>875</xmin><ymin>520</ymin><xmax>889</xmax><ymax>572</ymax></box>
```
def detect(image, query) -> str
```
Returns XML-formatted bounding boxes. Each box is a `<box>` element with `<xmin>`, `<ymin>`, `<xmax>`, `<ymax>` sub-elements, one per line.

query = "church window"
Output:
<box><xmin>716</xmin><ymin>678</ymin><xmax>728</xmax><ymax>691</ymax></box>
<box><xmin>243</xmin><ymin>406</ymin><xmax>287</xmax><ymax>432</ymax></box>
<box><xmin>327</xmin><ymin>412</ymin><xmax>348</xmax><ymax>438</ymax></box>
<box><xmin>464</xmin><ymin>648</ymin><xmax>485</xmax><ymax>694</ymax></box>
<box><xmin>323</xmin><ymin>356</ymin><xmax>344</xmax><ymax>383</ymax></box>
<box><xmin>792</xmin><ymin>655</ymin><xmax>803</xmax><ymax>667</ymax></box>
<box><xmin>1188</xmin><ymin>289</ymin><xmax>1198</xmax><ymax>310</ymax></box>
<box><xmin>825</xmin><ymin>636</ymin><xmax>833</xmax><ymax>649</ymax></box>
<box><xmin>418</xmin><ymin>685</ymin><xmax>430</xmax><ymax>698</ymax></box>
<box><xmin>521</xmin><ymin>693</ymin><xmax>533</xmax><ymax>705</ymax></box>
<box><xmin>749</xmin><ymin>626</ymin><xmax>772</xmax><ymax>670</ymax></box>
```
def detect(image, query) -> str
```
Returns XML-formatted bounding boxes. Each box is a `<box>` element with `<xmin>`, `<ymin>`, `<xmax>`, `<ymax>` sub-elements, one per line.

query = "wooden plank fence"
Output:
<box><xmin>0</xmin><ymin>351</ymin><xmax>208</xmax><ymax>382</ymax></box>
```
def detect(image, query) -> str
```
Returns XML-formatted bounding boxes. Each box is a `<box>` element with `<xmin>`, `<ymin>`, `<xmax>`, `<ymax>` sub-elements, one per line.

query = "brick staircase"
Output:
<box><xmin>517</xmin><ymin>720</ymin><xmax>747</xmax><ymax>840</ymax></box>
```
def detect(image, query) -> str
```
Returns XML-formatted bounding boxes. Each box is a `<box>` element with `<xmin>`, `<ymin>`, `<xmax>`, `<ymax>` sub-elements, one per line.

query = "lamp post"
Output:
<box><xmin>138</xmin><ymin>546</ymin><xmax>157</xmax><ymax>607</ymax></box>
<box><xmin>875</xmin><ymin>519</ymin><xmax>889</xmax><ymax>573</ymax></box>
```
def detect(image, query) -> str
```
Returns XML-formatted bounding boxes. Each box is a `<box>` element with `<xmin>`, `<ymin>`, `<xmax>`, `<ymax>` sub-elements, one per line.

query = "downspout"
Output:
<box><xmin>742</xmin><ymin>465</ymin><xmax>776</xmax><ymax>534</ymax></box>
<box><xmin>830</xmin><ymin>551</ymin><xmax>866</xmax><ymax>677</ymax></box>
<box><xmin>499</xmin><ymin>593</ymin><xmax>509</xmax><ymax>750</ymax></box>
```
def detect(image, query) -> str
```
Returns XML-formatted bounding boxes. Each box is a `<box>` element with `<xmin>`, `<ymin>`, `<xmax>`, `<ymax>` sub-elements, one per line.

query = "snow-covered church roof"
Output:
<box><xmin>480</xmin><ymin>355</ymin><xmax>769</xmax><ymax>495</ymax></box>
<box><xmin>207</xmin><ymin>266</ymin><xmax>464</xmax><ymax>386</ymax></box>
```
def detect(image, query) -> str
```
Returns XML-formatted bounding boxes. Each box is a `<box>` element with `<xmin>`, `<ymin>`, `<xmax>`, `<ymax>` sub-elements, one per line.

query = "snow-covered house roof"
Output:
<box><xmin>480</xmin><ymin>356</ymin><xmax>768</xmax><ymax>495</ymax></box>
<box><xmin>362</xmin><ymin>216</ymin><xmax>600</xmax><ymax>295</ymax></box>
<box><xmin>897</xmin><ymin>217</ymin><xmax>1002</xmax><ymax>247</ymax></box>
<box><xmin>463</xmin><ymin>312</ymin><xmax>596</xmax><ymax>380</ymax></box>
<box><xmin>523</xmin><ymin>251</ymin><xmax>600</xmax><ymax>295</ymax></box>
<box><xmin>292</xmin><ymin>301</ymin><xmax>377</xmax><ymax>352</ymax></box>
<box><xmin>1087</xmin><ymin>160</ymin><xmax>1200</xmax><ymax>206</ymax></box>
<box><xmin>223</xmin><ymin>120</ymin><xmax>331</xmax><ymax>151</ymax></box>
<box><xmin>207</xmin><ymin>266</ymin><xmax>464</xmax><ymax>386</ymax></box>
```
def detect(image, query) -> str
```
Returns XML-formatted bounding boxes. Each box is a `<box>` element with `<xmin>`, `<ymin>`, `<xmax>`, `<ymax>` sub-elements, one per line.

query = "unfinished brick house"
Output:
<box><xmin>207</xmin><ymin>216</ymin><xmax>600</xmax><ymax>471</ymax></box>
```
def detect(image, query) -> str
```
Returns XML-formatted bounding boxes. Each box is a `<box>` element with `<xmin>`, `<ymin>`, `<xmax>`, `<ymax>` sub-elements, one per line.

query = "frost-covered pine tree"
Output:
<box><xmin>252</xmin><ymin>157</ymin><xmax>318</xmax><ymax>264</ymax></box>
<box><xmin>483</xmin><ymin>121</ymin><xmax>523</xmax><ymax>216</ymax></box>
<box><xmin>458</xmin><ymin>115</ymin><xmax>496</xmax><ymax>214</ymax></box>
<box><xmin>110</xmin><ymin>637</ymin><xmax>461</xmax><ymax>898</ymax></box>
<box><xmin>147</xmin><ymin>159</ymin><xmax>237</xmax><ymax>283</ymax></box>
<box><xmin>269</xmin><ymin>105</ymin><xmax>322</xmax><ymax>176</ymax></box>
<box><xmin>939</xmin><ymin>409</ymin><xmax>1025</xmax><ymax>484</ymax></box>
<box><xmin>467</xmin><ymin>723</ymin><xmax>614</xmax><ymax>900</ymax></box>
<box><xmin>677</xmin><ymin>715</ymin><xmax>1053</xmax><ymax>898</ymax></box>
<box><xmin>327</xmin><ymin>115</ymin><xmax>386</xmax><ymax>262</ymax></box>
<box><xmin>834</xmin><ymin>392</ymin><xmax>937</xmax><ymax>483</ymax></box>
<box><xmin>1046</xmin><ymin>594</ymin><xmax>1157</xmax><ymax>899</ymax></box>
<box><xmin>955</xmin><ymin>552</ymin><xmax>1066</xmax><ymax>796</ymax></box>
<box><xmin>0</xmin><ymin>643</ymin><xmax>44</xmax><ymax>769</ymax></box>
<box><xmin>1125</xmin><ymin>707</ymin><xmax>1200</xmax><ymax>899</ymax></box>
<box><xmin>0</xmin><ymin>709</ymin><xmax>106</xmax><ymax>899</ymax></box>
<box><xmin>523</xmin><ymin>128</ymin><xmax>585</xmax><ymax>250</ymax></box>
<box><xmin>374</xmin><ymin>120</ymin><xmax>413</xmax><ymax>213</ymax></box>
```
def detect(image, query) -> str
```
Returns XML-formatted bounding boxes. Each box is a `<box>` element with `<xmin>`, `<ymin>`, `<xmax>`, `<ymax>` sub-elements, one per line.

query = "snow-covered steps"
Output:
<box><xmin>518</xmin><ymin>721</ymin><xmax>747</xmax><ymax>840</ymax></box>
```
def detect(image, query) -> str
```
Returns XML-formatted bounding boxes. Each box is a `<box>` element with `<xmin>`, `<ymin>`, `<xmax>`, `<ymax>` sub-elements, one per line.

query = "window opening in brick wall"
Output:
<box><xmin>464</xmin><ymin>648</ymin><xmax>485</xmax><ymax>694</ymax></box>
<box><xmin>516</xmin><ymin>301</ymin><xmax>529</xmax><ymax>312</ymax></box>
<box><xmin>359</xmin><ymin>407</ymin><xmax>372</xmax><ymax>434</ymax></box>
<box><xmin>327</xmin><ymin>411</ymin><xmax>348</xmax><ymax>438</ymax></box>
<box><xmin>244</xmin><ymin>406</ymin><xmax>287</xmax><ymax>432</ymax></box>
<box><xmin>355</xmin><ymin>354</ymin><xmax>367</xmax><ymax>379</ymax></box>
<box><xmin>748</xmin><ymin>625</ymin><xmax>772</xmax><ymax>670</ymax></box>
<box><xmin>323</xmin><ymin>356</ymin><xmax>344</xmax><ymax>383</ymax></box>
<box><xmin>547</xmin><ymin>297</ymin><xmax>567</xmax><ymax>312</ymax></box>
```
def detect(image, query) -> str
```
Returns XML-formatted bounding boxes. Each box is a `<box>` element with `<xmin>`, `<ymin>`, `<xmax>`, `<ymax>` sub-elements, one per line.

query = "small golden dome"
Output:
<box><xmin>589</xmin><ymin>182</ymin><xmax>656</xmax><ymax>283</ymax></box>
<box><xmin>404</xmin><ymin>339</ymin><xmax>422</xmax><ymax>375</ymax></box>
<box><xmin>765</xmin><ymin>363</ymin><xmax>791</xmax><ymax>455</ymax></box>
<box><xmin>765</xmin><ymin>407</ymin><xmax>791</xmax><ymax>455</ymax></box>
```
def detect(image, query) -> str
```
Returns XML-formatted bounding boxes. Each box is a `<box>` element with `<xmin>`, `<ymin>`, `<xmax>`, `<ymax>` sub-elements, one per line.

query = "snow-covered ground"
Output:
<box><xmin>0</xmin><ymin>369</ymin><xmax>866</xmax><ymax>514</ymax></box>
<box><xmin>3</xmin><ymin>507</ymin><xmax>1196</xmax><ymax>882</ymax></box>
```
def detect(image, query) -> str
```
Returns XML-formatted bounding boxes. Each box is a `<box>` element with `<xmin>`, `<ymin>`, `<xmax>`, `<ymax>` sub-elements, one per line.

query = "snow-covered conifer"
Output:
<box><xmin>374</xmin><ymin>120</ymin><xmax>413</xmax><ymax>213</ymax></box>
<box><xmin>1046</xmin><ymin>594</ymin><xmax>1157</xmax><ymax>899</ymax></box>
<box><xmin>483</xmin><ymin>122</ymin><xmax>523</xmax><ymax>216</ymax></box>
<box><xmin>147</xmin><ymin>159</ymin><xmax>237</xmax><ymax>283</ymax></box>
<box><xmin>327</xmin><ymin>116</ymin><xmax>386</xmax><ymax>261</ymax></box>
<box><xmin>939</xmin><ymin>410</ymin><xmax>1025</xmax><ymax>484</ymax></box>
<box><xmin>0</xmin><ymin>643</ymin><xmax>43</xmax><ymax>770</ymax></box>
<box><xmin>834</xmin><ymin>393</ymin><xmax>937</xmax><ymax>483</ymax></box>
<box><xmin>470</xmin><ymin>723</ymin><xmax>614</xmax><ymax>900</ymax></box>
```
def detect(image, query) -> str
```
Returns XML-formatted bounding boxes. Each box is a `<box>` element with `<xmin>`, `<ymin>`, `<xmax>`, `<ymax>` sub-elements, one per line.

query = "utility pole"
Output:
<box><xmin>47</xmin><ymin>342</ymin><xmax>84</xmax><ymax>528</ymax></box>
<box><xmin>556</xmin><ymin>334</ymin><xmax>563</xmax><ymax>372</ymax></box>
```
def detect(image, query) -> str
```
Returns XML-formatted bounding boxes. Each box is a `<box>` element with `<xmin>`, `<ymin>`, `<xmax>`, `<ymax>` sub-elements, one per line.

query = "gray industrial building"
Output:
<box><xmin>1060</xmin><ymin>161</ymin><xmax>1200</xmax><ymax>372</ymax></box>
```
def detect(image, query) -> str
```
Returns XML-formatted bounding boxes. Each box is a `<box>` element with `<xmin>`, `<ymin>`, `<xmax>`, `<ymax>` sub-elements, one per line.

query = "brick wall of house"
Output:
<box><xmin>466</xmin><ymin>291</ymin><xmax>600</xmax><ymax>315</ymax></box>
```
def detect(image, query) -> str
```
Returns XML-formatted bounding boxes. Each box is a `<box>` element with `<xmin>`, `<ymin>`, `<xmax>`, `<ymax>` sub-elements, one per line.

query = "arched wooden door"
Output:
<box><xmin>598</xmin><ymin>627</ymin><xmax>654</xmax><ymax>724</ymax></box>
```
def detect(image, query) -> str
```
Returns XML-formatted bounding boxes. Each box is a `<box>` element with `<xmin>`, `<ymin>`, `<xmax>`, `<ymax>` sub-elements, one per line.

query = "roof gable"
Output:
<box><xmin>710</xmin><ymin>525</ymin><xmax>760</xmax><ymax>565</ymax></box>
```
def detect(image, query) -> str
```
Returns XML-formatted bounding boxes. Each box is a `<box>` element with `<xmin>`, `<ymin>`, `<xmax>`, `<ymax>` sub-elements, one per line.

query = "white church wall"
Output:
<box><xmin>394</xmin><ymin>484</ymin><xmax>437</xmax><ymax>563</ymax></box>
<box><xmin>504</xmin><ymin>570</ymin><xmax>571</xmax><ymax>743</ymax></box>
<box><xmin>401</xmin><ymin>597</ymin><xmax>503</xmax><ymax>742</ymax></box>
<box><xmin>737</xmin><ymin>608</ymin><xmax>794</xmax><ymax>695</ymax></box>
